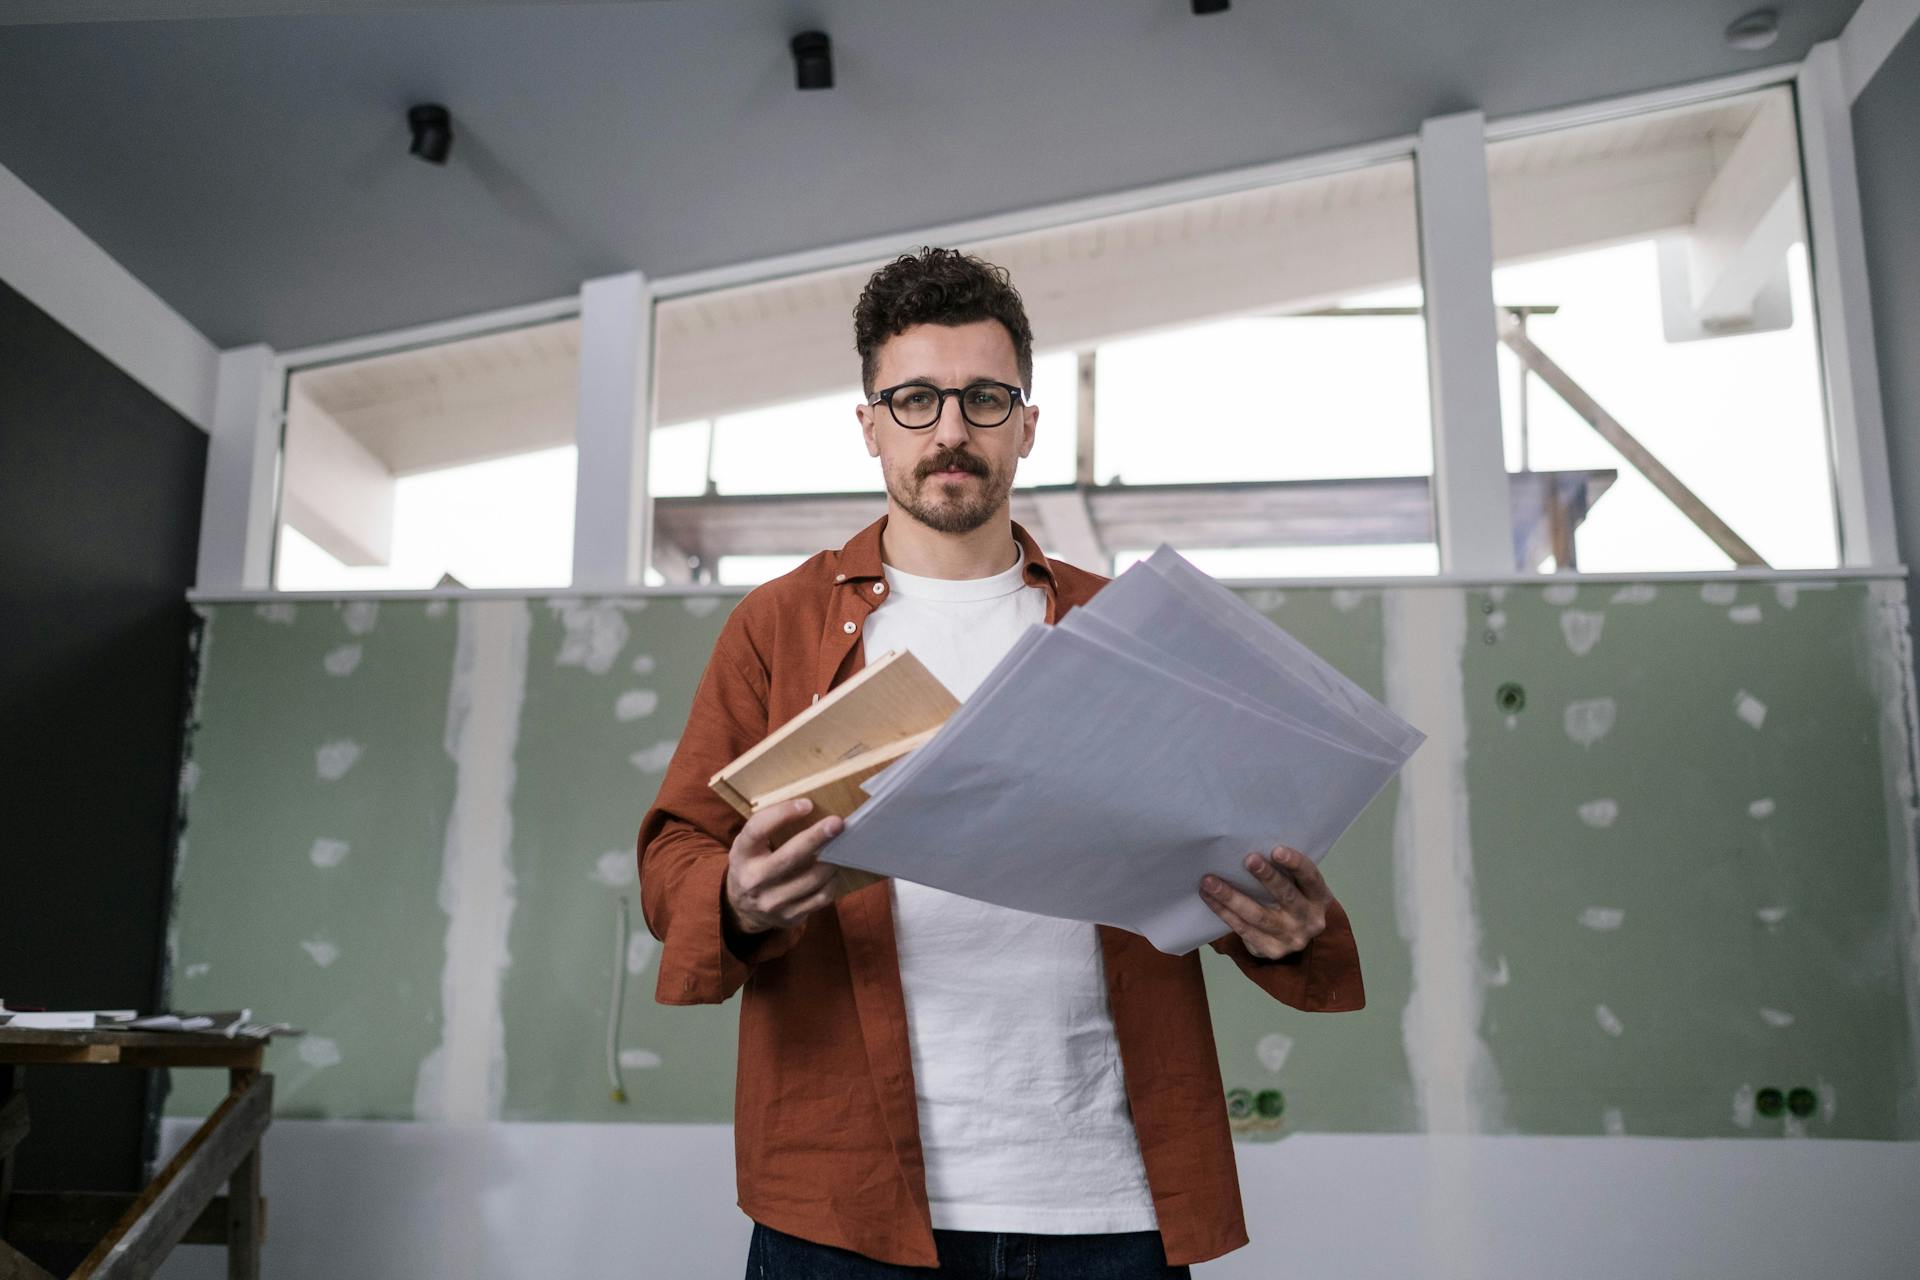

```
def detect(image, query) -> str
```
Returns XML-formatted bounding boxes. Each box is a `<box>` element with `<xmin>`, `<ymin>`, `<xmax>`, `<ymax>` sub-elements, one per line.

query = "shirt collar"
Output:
<box><xmin>834</xmin><ymin>514</ymin><xmax>1058</xmax><ymax>589</ymax></box>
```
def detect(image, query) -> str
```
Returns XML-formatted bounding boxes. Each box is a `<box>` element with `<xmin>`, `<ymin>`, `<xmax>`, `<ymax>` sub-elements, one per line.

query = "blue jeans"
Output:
<box><xmin>745</xmin><ymin>1222</ymin><xmax>1192</xmax><ymax>1279</ymax></box>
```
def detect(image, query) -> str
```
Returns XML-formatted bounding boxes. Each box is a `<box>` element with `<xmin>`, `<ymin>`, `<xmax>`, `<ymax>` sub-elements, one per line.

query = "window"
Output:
<box><xmin>272</xmin><ymin>318</ymin><xmax>581</xmax><ymax>590</ymax></box>
<box><xmin>1485</xmin><ymin>86</ymin><xmax>1837</xmax><ymax>573</ymax></box>
<box><xmin>647</xmin><ymin>157</ymin><xmax>1435</xmax><ymax>584</ymax></box>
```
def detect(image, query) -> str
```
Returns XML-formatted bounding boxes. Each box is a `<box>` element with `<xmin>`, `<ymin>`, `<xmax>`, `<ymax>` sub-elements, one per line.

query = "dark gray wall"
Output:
<box><xmin>1855</xmin><ymin>21</ymin><xmax>1920</xmax><ymax>604</ymax></box>
<box><xmin>0</xmin><ymin>280</ymin><xmax>205</xmax><ymax>1271</ymax></box>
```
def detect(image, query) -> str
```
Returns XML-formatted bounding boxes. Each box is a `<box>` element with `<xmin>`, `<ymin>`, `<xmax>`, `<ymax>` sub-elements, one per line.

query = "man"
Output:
<box><xmin>637</xmin><ymin>247</ymin><xmax>1364</xmax><ymax>1279</ymax></box>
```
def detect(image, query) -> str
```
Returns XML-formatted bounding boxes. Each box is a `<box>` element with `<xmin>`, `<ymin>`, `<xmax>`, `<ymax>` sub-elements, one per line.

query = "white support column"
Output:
<box><xmin>1416</xmin><ymin>110</ymin><xmax>1514</xmax><ymax>575</ymax></box>
<box><xmin>194</xmin><ymin>344</ymin><xmax>282</xmax><ymax>590</ymax></box>
<box><xmin>1798</xmin><ymin>42</ymin><xmax>1901</xmax><ymax>568</ymax></box>
<box><xmin>572</xmin><ymin>271</ymin><xmax>653</xmax><ymax>589</ymax></box>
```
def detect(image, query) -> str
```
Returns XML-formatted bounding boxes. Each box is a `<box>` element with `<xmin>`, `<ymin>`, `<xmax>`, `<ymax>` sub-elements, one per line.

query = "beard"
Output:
<box><xmin>887</xmin><ymin>445</ymin><xmax>1012</xmax><ymax>535</ymax></box>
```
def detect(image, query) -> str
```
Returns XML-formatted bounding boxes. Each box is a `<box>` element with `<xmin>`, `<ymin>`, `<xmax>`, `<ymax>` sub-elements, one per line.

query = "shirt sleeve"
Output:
<box><xmin>636</xmin><ymin>611</ymin><xmax>811</xmax><ymax>1005</ymax></box>
<box><xmin>1207</xmin><ymin>897</ymin><xmax>1365</xmax><ymax>1012</ymax></box>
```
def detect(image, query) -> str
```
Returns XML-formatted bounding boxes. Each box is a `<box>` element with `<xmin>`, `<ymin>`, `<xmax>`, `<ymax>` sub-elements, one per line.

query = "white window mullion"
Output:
<box><xmin>1416</xmin><ymin>109</ymin><xmax>1514</xmax><ymax>576</ymax></box>
<box><xmin>572</xmin><ymin>271</ymin><xmax>654</xmax><ymax>589</ymax></box>
<box><xmin>1797</xmin><ymin>40</ymin><xmax>1900</xmax><ymax>569</ymax></box>
<box><xmin>194</xmin><ymin>343</ymin><xmax>282</xmax><ymax>591</ymax></box>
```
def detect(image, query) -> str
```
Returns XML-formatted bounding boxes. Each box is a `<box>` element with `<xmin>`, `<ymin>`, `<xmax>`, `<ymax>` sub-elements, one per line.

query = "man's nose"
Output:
<box><xmin>930</xmin><ymin>394</ymin><xmax>971</xmax><ymax>448</ymax></box>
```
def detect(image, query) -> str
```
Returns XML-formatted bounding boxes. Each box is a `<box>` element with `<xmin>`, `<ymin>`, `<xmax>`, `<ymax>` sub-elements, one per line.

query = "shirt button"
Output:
<box><xmin>872</xmin><ymin>582</ymin><xmax>885</xmax><ymax>594</ymax></box>
<box><xmin>842</xmin><ymin>620</ymin><xmax>857</xmax><ymax>634</ymax></box>
<box><xmin>834</xmin><ymin>573</ymin><xmax>847</xmax><ymax>583</ymax></box>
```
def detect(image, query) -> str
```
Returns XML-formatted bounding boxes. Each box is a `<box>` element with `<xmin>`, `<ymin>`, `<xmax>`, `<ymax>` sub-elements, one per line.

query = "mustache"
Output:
<box><xmin>914</xmin><ymin>448</ymin><xmax>989</xmax><ymax>481</ymax></box>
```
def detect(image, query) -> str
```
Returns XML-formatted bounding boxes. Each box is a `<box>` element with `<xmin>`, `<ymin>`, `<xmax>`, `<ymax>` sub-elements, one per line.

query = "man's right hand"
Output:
<box><xmin>723</xmin><ymin>798</ymin><xmax>849</xmax><ymax>938</ymax></box>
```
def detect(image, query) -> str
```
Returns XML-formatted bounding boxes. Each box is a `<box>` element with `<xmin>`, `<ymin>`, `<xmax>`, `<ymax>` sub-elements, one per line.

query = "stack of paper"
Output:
<box><xmin>817</xmin><ymin>546</ymin><xmax>1426</xmax><ymax>954</ymax></box>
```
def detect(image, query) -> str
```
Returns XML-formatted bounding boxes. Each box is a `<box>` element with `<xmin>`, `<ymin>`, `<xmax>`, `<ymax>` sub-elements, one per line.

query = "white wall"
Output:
<box><xmin>154</xmin><ymin>1120</ymin><xmax>1920</xmax><ymax>1279</ymax></box>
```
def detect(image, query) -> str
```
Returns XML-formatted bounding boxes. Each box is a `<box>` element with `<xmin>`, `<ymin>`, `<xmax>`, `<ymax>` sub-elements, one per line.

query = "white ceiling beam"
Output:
<box><xmin>279</xmin><ymin>383</ymin><xmax>395</xmax><ymax>566</ymax></box>
<box><xmin>1680</xmin><ymin>92</ymin><xmax>1801</xmax><ymax>327</ymax></box>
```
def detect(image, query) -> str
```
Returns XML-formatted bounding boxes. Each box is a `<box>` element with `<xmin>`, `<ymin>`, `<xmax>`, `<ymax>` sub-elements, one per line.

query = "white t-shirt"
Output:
<box><xmin>862</xmin><ymin>550</ymin><xmax>1159</xmax><ymax>1235</ymax></box>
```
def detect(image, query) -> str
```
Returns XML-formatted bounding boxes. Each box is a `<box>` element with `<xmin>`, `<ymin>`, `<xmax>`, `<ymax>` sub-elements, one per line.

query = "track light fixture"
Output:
<box><xmin>408</xmin><ymin>103</ymin><xmax>453</xmax><ymax>165</ymax></box>
<box><xmin>791</xmin><ymin>31</ymin><xmax>832</xmax><ymax>90</ymax></box>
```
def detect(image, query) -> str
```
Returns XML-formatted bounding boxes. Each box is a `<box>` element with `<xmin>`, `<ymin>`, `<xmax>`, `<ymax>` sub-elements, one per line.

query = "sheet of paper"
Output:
<box><xmin>827</xmin><ymin>624</ymin><xmax>1409</xmax><ymax>953</ymax></box>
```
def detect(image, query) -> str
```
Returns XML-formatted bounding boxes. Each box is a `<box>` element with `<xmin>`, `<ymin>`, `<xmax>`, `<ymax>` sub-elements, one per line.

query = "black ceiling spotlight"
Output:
<box><xmin>1192</xmin><ymin>0</ymin><xmax>1230</xmax><ymax>14</ymax></box>
<box><xmin>408</xmin><ymin>103</ymin><xmax>453</xmax><ymax>165</ymax></box>
<box><xmin>791</xmin><ymin>31</ymin><xmax>832</xmax><ymax>90</ymax></box>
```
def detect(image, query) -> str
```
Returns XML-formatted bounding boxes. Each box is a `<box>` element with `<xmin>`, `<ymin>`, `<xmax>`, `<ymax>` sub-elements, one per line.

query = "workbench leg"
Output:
<box><xmin>224</xmin><ymin>1071</ymin><xmax>261</xmax><ymax>1280</ymax></box>
<box><xmin>0</xmin><ymin>1065</ymin><xmax>19</xmax><ymax>1234</ymax></box>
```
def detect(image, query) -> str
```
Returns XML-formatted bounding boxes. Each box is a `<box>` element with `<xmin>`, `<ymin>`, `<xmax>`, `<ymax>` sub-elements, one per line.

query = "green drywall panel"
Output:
<box><xmin>1463</xmin><ymin>580</ymin><xmax>1919</xmax><ymax>1139</ymax></box>
<box><xmin>1201</xmin><ymin>586</ymin><xmax>1419</xmax><ymax>1135</ymax></box>
<box><xmin>166</xmin><ymin>600</ymin><xmax>458</xmax><ymax>1119</ymax></box>
<box><xmin>499</xmin><ymin>596</ymin><xmax>741</xmax><ymax>1122</ymax></box>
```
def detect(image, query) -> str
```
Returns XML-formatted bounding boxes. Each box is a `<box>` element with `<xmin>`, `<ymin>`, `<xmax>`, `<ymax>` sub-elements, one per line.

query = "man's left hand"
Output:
<box><xmin>1199</xmin><ymin>845</ymin><xmax>1332</xmax><ymax>961</ymax></box>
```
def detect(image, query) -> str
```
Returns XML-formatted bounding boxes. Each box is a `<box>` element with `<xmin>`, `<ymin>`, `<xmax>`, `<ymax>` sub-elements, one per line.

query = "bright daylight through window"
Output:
<box><xmin>273</xmin><ymin>318</ymin><xmax>581</xmax><ymax>591</ymax></box>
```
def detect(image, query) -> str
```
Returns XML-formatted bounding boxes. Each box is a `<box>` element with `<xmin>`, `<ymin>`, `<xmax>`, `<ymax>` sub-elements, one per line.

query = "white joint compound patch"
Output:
<box><xmin>1563</xmin><ymin>698</ymin><xmax>1616</xmax><ymax>747</ymax></box>
<box><xmin>1242</xmin><ymin>589</ymin><xmax>1287</xmax><ymax>612</ymax></box>
<box><xmin>1774</xmin><ymin>583</ymin><xmax>1799</xmax><ymax>609</ymax></box>
<box><xmin>254</xmin><ymin>602</ymin><xmax>297</xmax><ymax>625</ymax></box>
<box><xmin>1603</xmin><ymin>1107</ymin><xmax>1626</xmax><ymax>1135</ymax></box>
<box><xmin>1734</xmin><ymin>689</ymin><xmax>1768</xmax><ymax>730</ymax></box>
<box><xmin>615</xmin><ymin>689</ymin><xmax>660</xmax><ymax>721</ymax></box>
<box><xmin>550</xmin><ymin>600</ymin><xmax>630</xmax><ymax>675</ymax></box>
<box><xmin>1560</xmin><ymin>610</ymin><xmax>1604</xmax><ymax>656</ymax></box>
<box><xmin>179</xmin><ymin>760</ymin><xmax>201</xmax><ymax>795</ymax></box>
<box><xmin>1383</xmin><ymin>590</ymin><xmax>1501</xmax><ymax>1138</ymax></box>
<box><xmin>324</xmin><ymin>643</ymin><xmax>363</xmax><ymax>676</ymax></box>
<box><xmin>301</xmin><ymin>938</ymin><xmax>340</xmax><ymax>968</ymax></box>
<box><xmin>310</xmin><ymin>837</ymin><xmax>350</xmax><ymax>868</ymax></box>
<box><xmin>183</xmin><ymin>962</ymin><xmax>210</xmax><ymax>979</ymax></box>
<box><xmin>1481</xmin><ymin>955</ymin><xmax>1510</xmax><ymax>987</ymax></box>
<box><xmin>1578</xmin><ymin>799</ymin><xmax>1619</xmax><ymax>829</ymax></box>
<box><xmin>1485</xmin><ymin>610</ymin><xmax>1507</xmax><ymax>632</ymax></box>
<box><xmin>1255</xmin><ymin>1032</ymin><xmax>1294</xmax><ymax>1074</ymax></box>
<box><xmin>1543</xmin><ymin>583</ymin><xmax>1578</xmax><ymax>606</ymax></box>
<box><xmin>1330</xmin><ymin>588</ymin><xmax>1365</xmax><ymax>613</ymax></box>
<box><xmin>1487</xmin><ymin>585</ymin><xmax>1508</xmax><ymax>604</ymax></box>
<box><xmin>298</xmin><ymin>1036</ymin><xmax>342</xmax><ymax>1069</ymax></box>
<box><xmin>1700</xmin><ymin>583</ymin><xmax>1738</xmax><ymax>606</ymax></box>
<box><xmin>1749</xmin><ymin>797</ymin><xmax>1776</xmax><ymax>819</ymax></box>
<box><xmin>593</xmin><ymin>850</ymin><xmax>638</xmax><ymax>887</ymax></box>
<box><xmin>414</xmin><ymin>600</ymin><xmax>531</xmax><ymax>1124</ymax></box>
<box><xmin>630</xmin><ymin>740</ymin><xmax>679</xmax><ymax>773</ymax></box>
<box><xmin>1609</xmin><ymin>584</ymin><xmax>1657</xmax><ymax>605</ymax></box>
<box><xmin>1757</xmin><ymin>905</ymin><xmax>1789</xmax><ymax>926</ymax></box>
<box><xmin>626</xmin><ymin>930</ymin><xmax>660</xmax><ymax>976</ymax></box>
<box><xmin>1732</xmin><ymin>1083</ymin><xmax>1756</xmax><ymax>1128</ymax></box>
<box><xmin>1759</xmin><ymin>1007</ymin><xmax>1795</xmax><ymax>1028</ymax></box>
<box><xmin>618</xmin><ymin>1048</ymin><xmax>662</xmax><ymax>1069</ymax></box>
<box><xmin>1595</xmin><ymin>1004</ymin><xmax>1624</xmax><ymax>1036</ymax></box>
<box><xmin>315</xmin><ymin>739</ymin><xmax>362</xmax><ymax>781</ymax></box>
<box><xmin>424</xmin><ymin>599</ymin><xmax>450</xmax><ymax>619</ymax></box>
<box><xmin>1728</xmin><ymin>604</ymin><xmax>1762</xmax><ymax>625</ymax></box>
<box><xmin>1579</xmin><ymin>907</ymin><xmax>1625</xmax><ymax>930</ymax></box>
<box><xmin>682</xmin><ymin>596</ymin><xmax>723</xmax><ymax>618</ymax></box>
<box><xmin>341</xmin><ymin>601</ymin><xmax>380</xmax><ymax>636</ymax></box>
<box><xmin>630</xmin><ymin>653</ymin><xmax>657</xmax><ymax>675</ymax></box>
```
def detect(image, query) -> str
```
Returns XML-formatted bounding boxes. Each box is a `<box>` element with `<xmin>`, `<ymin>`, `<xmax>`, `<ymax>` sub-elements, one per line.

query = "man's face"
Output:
<box><xmin>856</xmin><ymin>319</ymin><xmax>1037</xmax><ymax>536</ymax></box>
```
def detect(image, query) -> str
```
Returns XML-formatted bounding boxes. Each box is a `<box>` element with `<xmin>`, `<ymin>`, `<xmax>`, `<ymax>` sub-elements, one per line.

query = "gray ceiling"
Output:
<box><xmin>0</xmin><ymin>1</ymin><xmax>1861</xmax><ymax>351</ymax></box>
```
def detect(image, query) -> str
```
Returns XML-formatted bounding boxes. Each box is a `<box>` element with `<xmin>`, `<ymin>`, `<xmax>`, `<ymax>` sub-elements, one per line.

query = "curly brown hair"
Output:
<box><xmin>853</xmin><ymin>247</ymin><xmax>1035</xmax><ymax>397</ymax></box>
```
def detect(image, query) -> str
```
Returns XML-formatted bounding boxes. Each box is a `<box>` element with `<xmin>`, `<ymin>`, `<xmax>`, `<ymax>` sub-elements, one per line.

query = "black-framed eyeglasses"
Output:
<box><xmin>869</xmin><ymin>380</ymin><xmax>1026</xmax><ymax>429</ymax></box>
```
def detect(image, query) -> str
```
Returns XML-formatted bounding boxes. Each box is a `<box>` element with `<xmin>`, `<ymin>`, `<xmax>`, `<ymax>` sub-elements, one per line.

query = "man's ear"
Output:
<box><xmin>857</xmin><ymin>402</ymin><xmax>881</xmax><ymax>458</ymax></box>
<box><xmin>1018</xmin><ymin>403</ymin><xmax>1038</xmax><ymax>459</ymax></box>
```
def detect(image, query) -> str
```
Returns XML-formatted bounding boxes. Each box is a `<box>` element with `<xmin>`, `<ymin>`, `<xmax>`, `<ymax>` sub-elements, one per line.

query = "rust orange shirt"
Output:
<box><xmin>636</xmin><ymin>515</ymin><xmax>1365</xmax><ymax>1268</ymax></box>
